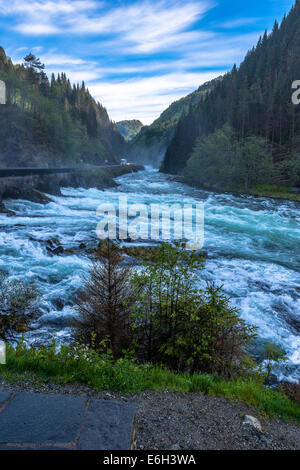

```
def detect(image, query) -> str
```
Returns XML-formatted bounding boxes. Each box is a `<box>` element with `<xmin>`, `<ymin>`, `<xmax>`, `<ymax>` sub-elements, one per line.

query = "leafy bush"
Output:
<box><xmin>185</xmin><ymin>125</ymin><xmax>274</xmax><ymax>192</ymax></box>
<box><xmin>131</xmin><ymin>243</ymin><xmax>256</xmax><ymax>377</ymax></box>
<box><xmin>0</xmin><ymin>272</ymin><xmax>40</xmax><ymax>341</ymax></box>
<box><xmin>262</xmin><ymin>342</ymin><xmax>287</xmax><ymax>384</ymax></box>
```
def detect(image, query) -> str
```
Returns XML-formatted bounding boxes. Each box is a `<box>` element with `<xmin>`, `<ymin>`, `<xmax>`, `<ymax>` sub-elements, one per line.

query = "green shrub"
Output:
<box><xmin>131</xmin><ymin>243</ymin><xmax>256</xmax><ymax>377</ymax></box>
<box><xmin>0</xmin><ymin>272</ymin><xmax>40</xmax><ymax>341</ymax></box>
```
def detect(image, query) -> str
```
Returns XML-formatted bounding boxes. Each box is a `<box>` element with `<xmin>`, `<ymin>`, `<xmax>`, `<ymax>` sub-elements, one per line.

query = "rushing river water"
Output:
<box><xmin>1</xmin><ymin>167</ymin><xmax>300</xmax><ymax>381</ymax></box>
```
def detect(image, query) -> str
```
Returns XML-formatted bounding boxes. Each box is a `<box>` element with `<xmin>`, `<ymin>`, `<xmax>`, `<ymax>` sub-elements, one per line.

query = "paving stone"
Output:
<box><xmin>0</xmin><ymin>445</ymin><xmax>71</xmax><ymax>450</ymax></box>
<box><xmin>78</xmin><ymin>399</ymin><xmax>136</xmax><ymax>450</ymax></box>
<box><xmin>0</xmin><ymin>392</ymin><xmax>87</xmax><ymax>444</ymax></box>
<box><xmin>0</xmin><ymin>391</ymin><xmax>12</xmax><ymax>408</ymax></box>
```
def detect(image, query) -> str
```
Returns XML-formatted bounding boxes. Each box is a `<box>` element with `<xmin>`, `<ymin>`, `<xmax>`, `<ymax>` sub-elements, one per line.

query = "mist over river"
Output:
<box><xmin>1</xmin><ymin>168</ymin><xmax>299</xmax><ymax>381</ymax></box>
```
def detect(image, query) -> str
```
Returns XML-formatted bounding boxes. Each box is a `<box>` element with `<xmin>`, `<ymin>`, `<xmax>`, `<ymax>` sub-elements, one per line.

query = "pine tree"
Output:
<box><xmin>73</xmin><ymin>242</ymin><xmax>135</xmax><ymax>358</ymax></box>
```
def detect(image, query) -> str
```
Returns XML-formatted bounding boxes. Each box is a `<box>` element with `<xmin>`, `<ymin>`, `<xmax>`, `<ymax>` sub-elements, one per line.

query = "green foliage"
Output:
<box><xmin>131</xmin><ymin>242</ymin><xmax>256</xmax><ymax>377</ymax></box>
<box><xmin>75</xmin><ymin>242</ymin><xmax>256</xmax><ymax>378</ymax></box>
<box><xmin>0</xmin><ymin>272</ymin><xmax>40</xmax><ymax>341</ymax></box>
<box><xmin>250</xmin><ymin>184</ymin><xmax>300</xmax><ymax>202</ymax></box>
<box><xmin>185</xmin><ymin>125</ymin><xmax>274</xmax><ymax>191</ymax></box>
<box><xmin>162</xmin><ymin>2</ymin><xmax>300</xmax><ymax>189</ymax></box>
<box><xmin>239</xmin><ymin>136</ymin><xmax>274</xmax><ymax>191</ymax></box>
<box><xmin>131</xmin><ymin>242</ymin><xmax>205</xmax><ymax>366</ymax></box>
<box><xmin>74</xmin><ymin>241</ymin><xmax>136</xmax><ymax>359</ymax></box>
<box><xmin>117</xmin><ymin>120</ymin><xmax>143</xmax><ymax>141</ymax></box>
<box><xmin>1</xmin><ymin>340</ymin><xmax>299</xmax><ymax>424</ymax></box>
<box><xmin>276</xmin><ymin>155</ymin><xmax>300</xmax><ymax>187</ymax></box>
<box><xmin>0</xmin><ymin>47</ymin><xmax>125</xmax><ymax>167</ymax></box>
<box><xmin>185</xmin><ymin>124</ymin><xmax>238</xmax><ymax>189</ymax></box>
<box><xmin>252</xmin><ymin>184</ymin><xmax>292</xmax><ymax>194</ymax></box>
<box><xmin>181</xmin><ymin>283</ymin><xmax>257</xmax><ymax>377</ymax></box>
<box><xmin>263</xmin><ymin>342</ymin><xmax>288</xmax><ymax>384</ymax></box>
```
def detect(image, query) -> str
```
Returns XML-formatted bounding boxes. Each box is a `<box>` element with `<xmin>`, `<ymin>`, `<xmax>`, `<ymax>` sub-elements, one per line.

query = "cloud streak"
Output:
<box><xmin>89</xmin><ymin>71</ymin><xmax>224</xmax><ymax>123</ymax></box>
<box><xmin>0</xmin><ymin>0</ymin><xmax>268</xmax><ymax>123</ymax></box>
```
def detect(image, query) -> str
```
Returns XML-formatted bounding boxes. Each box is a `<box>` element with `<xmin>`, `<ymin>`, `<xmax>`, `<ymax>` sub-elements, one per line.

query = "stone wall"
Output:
<box><xmin>0</xmin><ymin>173</ymin><xmax>68</xmax><ymax>200</ymax></box>
<box><xmin>0</xmin><ymin>165</ymin><xmax>144</xmax><ymax>202</ymax></box>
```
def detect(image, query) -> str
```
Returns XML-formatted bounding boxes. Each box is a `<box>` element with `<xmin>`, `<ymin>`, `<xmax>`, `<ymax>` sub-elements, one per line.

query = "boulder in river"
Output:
<box><xmin>4</xmin><ymin>187</ymin><xmax>53</xmax><ymax>204</ymax></box>
<box><xmin>0</xmin><ymin>201</ymin><xmax>15</xmax><ymax>216</ymax></box>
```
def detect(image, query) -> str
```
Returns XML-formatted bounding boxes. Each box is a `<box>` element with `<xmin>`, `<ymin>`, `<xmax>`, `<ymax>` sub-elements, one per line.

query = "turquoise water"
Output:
<box><xmin>1</xmin><ymin>168</ymin><xmax>299</xmax><ymax>380</ymax></box>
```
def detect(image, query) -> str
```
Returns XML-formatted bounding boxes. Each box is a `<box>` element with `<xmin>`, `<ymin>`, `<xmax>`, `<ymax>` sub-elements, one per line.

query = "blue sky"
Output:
<box><xmin>0</xmin><ymin>0</ymin><xmax>295</xmax><ymax>123</ymax></box>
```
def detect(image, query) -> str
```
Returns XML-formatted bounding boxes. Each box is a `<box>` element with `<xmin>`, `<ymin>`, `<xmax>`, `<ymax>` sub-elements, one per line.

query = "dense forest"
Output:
<box><xmin>161</xmin><ymin>1</ymin><xmax>300</xmax><ymax>192</ymax></box>
<box><xmin>129</xmin><ymin>78</ymin><xmax>221</xmax><ymax>167</ymax></box>
<box><xmin>0</xmin><ymin>47</ymin><xmax>125</xmax><ymax>168</ymax></box>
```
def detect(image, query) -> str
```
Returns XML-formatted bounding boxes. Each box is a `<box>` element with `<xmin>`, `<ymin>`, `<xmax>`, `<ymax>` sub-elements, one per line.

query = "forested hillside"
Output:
<box><xmin>161</xmin><ymin>1</ymin><xmax>300</xmax><ymax>193</ymax></box>
<box><xmin>129</xmin><ymin>78</ymin><xmax>221</xmax><ymax>167</ymax></box>
<box><xmin>0</xmin><ymin>47</ymin><xmax>125</xmax><ymax>167</ymax></box>
<box><xmin>117</xmin><ymin>120</ymin><xmax>143</xmax><ymax>141</ymax></box>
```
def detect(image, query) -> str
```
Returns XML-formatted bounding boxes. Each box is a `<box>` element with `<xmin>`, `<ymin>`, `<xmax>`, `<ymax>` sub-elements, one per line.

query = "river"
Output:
<box><xmin>1</xmin><ymin>167</ymin><xmax>299</xmax><ymax>381</ymax></box>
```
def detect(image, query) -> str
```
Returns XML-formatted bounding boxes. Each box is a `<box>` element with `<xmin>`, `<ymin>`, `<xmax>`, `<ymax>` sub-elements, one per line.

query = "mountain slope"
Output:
<box><xmin>161</xmin><ymin>1</ymin><xmax>300</xmax><ymax>191</ymax></box>
<box><xmin>0</xmin><ymin>47</ymin><xmax>125</xmax><ymax>168</ymax></box>
<box><xmin>117</xmin><ymin>120</ymin><xmax>143</xmax><ymax>141</ymax></box>
<box><xmin>128</xmin><ymin>78</ymin><xmax>221</xmax><ymax>167</ymax></box>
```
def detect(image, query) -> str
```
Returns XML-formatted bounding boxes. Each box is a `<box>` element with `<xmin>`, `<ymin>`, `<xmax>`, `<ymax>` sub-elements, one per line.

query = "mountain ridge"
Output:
<box><xmin>128</xmin><ymin>77</ymin><xmax>222</xmax><ymax>167</ymax></box>
<box><xmin>117</xmin><ymin>120</ymin><xmax>144</xmax><ymax>141</ymax></box>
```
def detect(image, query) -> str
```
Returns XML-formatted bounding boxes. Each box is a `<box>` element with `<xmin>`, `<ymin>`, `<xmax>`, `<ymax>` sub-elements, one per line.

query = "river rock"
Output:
<box><xmin>243</xmin><ymin>415</ymin><xmax>263</xmax><ymax>433</ymax></box>
<box><xmin>4</xmin><ymin>187</ymin><xmax>53</xmax><ymax>204</ymax></box>
<box><xmin>52</xmin><ymin>245</ymin><xmax>64</xmax><ymax>255</ymax></box>
<box><xmin>0</xmin><ymin>201</ymin><xmax>15</xmax><ymax>216</ymax></box>
<box><xmin>46</xmin><ymin>238</ymin><xmax>64</xmax><ymax>256</ymax></box>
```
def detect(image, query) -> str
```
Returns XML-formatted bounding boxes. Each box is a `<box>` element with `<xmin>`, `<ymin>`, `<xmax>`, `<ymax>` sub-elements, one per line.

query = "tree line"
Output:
<box><xmin>0</xmin><ymin>47</ymin><xmax>125</xmax><ymax>167</ymax></box>
<box><xmin>161</xmin><ymin>1</ymin><xmax>300</xmax><ymax>192</ymax></box>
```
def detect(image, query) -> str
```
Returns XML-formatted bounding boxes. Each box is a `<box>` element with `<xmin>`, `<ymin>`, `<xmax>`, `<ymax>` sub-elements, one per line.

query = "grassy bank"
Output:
<box><xmin>249</xmin><ymin>185</ymin><xmax>300</xmax><ymax>202</ymax></box>
<box><xmin>181</xmin><ymin>176</ymin><xmax>300</xmax><ymax>203</ymax></box>
<box><xmin>1</xmin><ymin>343</ymin><xmax>299</xmax><ymax>425</ymax></box>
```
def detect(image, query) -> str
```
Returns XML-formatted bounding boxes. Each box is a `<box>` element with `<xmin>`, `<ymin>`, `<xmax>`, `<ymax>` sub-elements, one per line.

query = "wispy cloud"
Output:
<box><xmin>0</xmin><ymin>0</ymin><xmax>271</xmax><ymax>123</ymax></box>
<box><xmin>220</xmin><ymin>17</ymin><xmax>262</xmax><ymax>29</ymax></box>
<box><xmin>89</xmin><ymin>71</ymin><xmax>224</xmax><ymax>123</ymax></box>
<box><xmin>3</xmin><ymin>0</ymin><xmax>213</xmax><ymax>55</ymax></box>
<box><xmin>0</xmin><ymin>0</ymin><xmax>97</xmax><ymax>35</ymax></box>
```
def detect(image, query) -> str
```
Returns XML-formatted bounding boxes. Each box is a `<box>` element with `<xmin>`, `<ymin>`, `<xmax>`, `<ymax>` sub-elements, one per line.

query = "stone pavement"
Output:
<box><xmin>0</xmin><ymin>391</ymin><xmax>136</xmax><ymax>450</ymax></box>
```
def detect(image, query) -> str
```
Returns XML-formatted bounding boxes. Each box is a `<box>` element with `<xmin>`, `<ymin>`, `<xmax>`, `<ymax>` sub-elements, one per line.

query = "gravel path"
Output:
<box><xmin>0</xmin><ymin>379</ymin><xmax>299</xmax><ymax>450</ymax></box>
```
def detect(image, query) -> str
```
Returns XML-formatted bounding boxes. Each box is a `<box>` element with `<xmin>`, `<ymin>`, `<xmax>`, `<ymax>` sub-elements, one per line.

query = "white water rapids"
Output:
<box><xmin>1</xmin><ymin>168</ymin><xmax>299</xmax><ymax>381</ymax></box>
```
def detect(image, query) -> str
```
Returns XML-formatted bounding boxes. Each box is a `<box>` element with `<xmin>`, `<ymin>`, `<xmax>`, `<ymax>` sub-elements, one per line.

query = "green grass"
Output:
<box><xmin>1</xmin><ymin>342</ymin><xmax>299</xmax><ymax>424</ymax></box>
<box><xmin>250</xmin><ymin>185</ymin><xmax>300</xmax><ymax>202</ymax></box>
<box><xmin>183</xmin><ymin>178</ymin><xmax>300</xmax><ymax>203</ymax></box>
